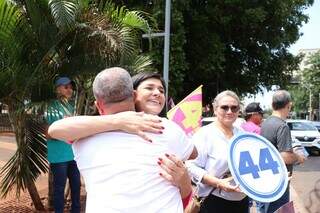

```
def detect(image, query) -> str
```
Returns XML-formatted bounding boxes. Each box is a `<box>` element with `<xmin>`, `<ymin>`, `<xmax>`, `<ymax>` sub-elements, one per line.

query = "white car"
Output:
<box><xmin>201</xmin><ymin>117</ymin><xmax>215</xmax><ymax>126</ymax></box>
<box><xmin>312</xmin><ymin>121</ymin><xmax>320</xmax><ymax>132</ymax></box>
<box><xmin>287</xmin><ymin>119</ymin><xmax>320</xmax><ymax>154</ymax></box>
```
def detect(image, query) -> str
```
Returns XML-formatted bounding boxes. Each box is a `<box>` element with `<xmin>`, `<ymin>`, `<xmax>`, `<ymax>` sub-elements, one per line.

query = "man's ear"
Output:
<box><xmin>133</xmin><ymin>90</ymin><xmax>137</xmax><ymax>101</ymax></box>
<box><xmin>95</xmin><ymin>100</ymin><xmax>105</xmax><ymax>115</ymax></box>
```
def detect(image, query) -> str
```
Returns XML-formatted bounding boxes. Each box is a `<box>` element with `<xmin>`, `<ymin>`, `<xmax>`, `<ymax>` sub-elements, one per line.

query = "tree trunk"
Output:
<box><xmin>27</xmin><ymin>181</ymin><xmax>45</xmax><ymax>210</ymax></box>
<box><xmin>7</xmin><ymin>105</ymin><xmax>45</xmax><ymax>210</ymax></box>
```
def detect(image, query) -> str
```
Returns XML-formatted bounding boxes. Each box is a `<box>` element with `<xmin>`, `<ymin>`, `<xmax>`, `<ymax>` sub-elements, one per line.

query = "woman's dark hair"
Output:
<box><xmin>132</xmin><ymin>72</ymin><xmax>166</xmax><ymax>117</ymax></box>
<box><xmin>132</xmin><ymin>72</ymin><xmax>166</xmax><ymax>91</ymax></box>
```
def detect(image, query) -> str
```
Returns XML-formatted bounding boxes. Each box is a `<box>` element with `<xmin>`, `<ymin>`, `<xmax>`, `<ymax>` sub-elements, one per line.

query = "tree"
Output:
<box><xmin>149</xmin><ymin>0</ymin><xmax>188</xmax><ymax>99</ymax></box>
<box><xmin>289</xmin><ymin>50</ymin><xmax>320</xmax><ymax>119</ymax></box>
<box><xmin>112</xmin><ymin>0</ymin><xmax>314</xmax><ymax>104</ymax></box>
<box><xmin>0</xmin><ymin>2</ymin><xmax>49</xmax><ymax>210</ymax></box>
<box><xmin>0</xmin><ymin>0</ymin><xmax>152</xmax><ymax>210</ymax></box>
<box><xmin>110</xmin><ymin>0</ymin><xmax>190</xmax><ymax>101</ymax></box>
<box><xmin>182</xmin><ymin>0</ymin><xmax>313</xmax><ymax>102</ymax></box>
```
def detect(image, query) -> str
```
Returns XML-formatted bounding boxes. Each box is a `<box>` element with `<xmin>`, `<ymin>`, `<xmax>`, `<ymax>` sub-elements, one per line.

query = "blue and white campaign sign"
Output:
<box><xmin>228</xmin><ymin>133</ymin><xmax>288</xmax><ymax>202</ymax></box>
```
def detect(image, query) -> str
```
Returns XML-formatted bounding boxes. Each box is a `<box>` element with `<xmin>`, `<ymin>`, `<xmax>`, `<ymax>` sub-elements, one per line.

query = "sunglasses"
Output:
<box><xmin>219</xmin><ymin>105</ymin><xmax>240</xmax><ymax>113</ymax></box>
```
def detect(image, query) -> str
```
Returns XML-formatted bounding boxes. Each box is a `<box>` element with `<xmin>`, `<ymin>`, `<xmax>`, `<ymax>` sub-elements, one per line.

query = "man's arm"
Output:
<box><xmin>277</xmin><ymin>124</ymin><xmax>306</xmax><ymax>165</ymax></box>
<box><xmin>48</xmin><ymin>111</ymin><xmax>163</xmax><ymax>142</ymax></box>
<box><xmin>281</xmin><ymin>151</ymin><xmax>305</xmax><ymax>165</ymax></box>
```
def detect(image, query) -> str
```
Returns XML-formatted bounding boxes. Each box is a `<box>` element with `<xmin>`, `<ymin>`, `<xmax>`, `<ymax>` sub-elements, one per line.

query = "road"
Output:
<box><xmin>291</xmin><ymin>155</ymin><xmax>320</xmax><ymax>213</ymax></box>
<box><xmin>0</xmin><ymin>134</ymin><xmax>48</xmax><ymax>204</ymax></box>
<box><xmin>1</xmin><ymin>134</ymin><xmax>320</xmax><ymax>212</ymax></box>
<box><xmin>0</xmin><ymin>135</ymin><xmax>16</xmax><ymax>168</ymax></box>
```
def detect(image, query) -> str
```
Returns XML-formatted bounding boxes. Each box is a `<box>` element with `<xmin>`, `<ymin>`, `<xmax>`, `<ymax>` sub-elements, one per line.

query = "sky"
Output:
<box><xmin>289</xmin><ymin>0</ymin><xmax>320</xmax><ymax>55</ymax></box>
<box><xmin>244</xmin><ymin>0</ymin><xmax>320</xmax><ymax>109</ymax></box>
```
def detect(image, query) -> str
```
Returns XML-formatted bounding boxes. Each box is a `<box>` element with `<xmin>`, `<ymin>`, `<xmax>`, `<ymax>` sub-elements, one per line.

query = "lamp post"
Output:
<box><xmin>318</xmin><ymin>93</ymin><xmax>320</xmax><ymax>121</ymax></box>
<box><xmin>301</xmin><ymin>84</ymin><xmax>313</xmax><ymax>120</ymax></box>
<box><xmin>163</xmin><ymin>0</ymin><xmax>171</xmax><ymax>112</ymax></box>
<box><xmin>142</xmin><ymin>0</ymin><xmax>171</xmax><ymax>112</ymax></box>
<box><xmin>309</xmin><ymin>88</ymin><xmax>312</xmax><ymax>120</ymax></box>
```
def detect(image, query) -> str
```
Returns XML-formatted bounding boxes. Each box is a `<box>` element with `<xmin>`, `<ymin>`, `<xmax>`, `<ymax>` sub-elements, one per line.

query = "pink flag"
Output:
<box><xmin>167</xmin><ymin>85</ymin><xmax>202</xmax><ymax>136</ymax></box>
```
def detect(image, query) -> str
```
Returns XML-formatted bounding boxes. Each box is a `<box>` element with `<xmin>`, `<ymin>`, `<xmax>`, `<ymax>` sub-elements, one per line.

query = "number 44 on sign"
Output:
<box><xmin>239</xmin><ymin>148</ymin><xmax>280</xmax><ymax>179</ymax></box>
<box><xmin>228</xmin><ymin>133</ymin><xmax>288</xmax><ymax>203</ymax></box>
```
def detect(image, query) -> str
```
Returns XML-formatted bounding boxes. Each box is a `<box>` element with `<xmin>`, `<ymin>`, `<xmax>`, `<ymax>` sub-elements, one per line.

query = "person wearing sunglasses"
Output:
<box><xmin>45</xmin><ymin>77</ymin><xmax>81</xmax><ymax>213</ymax></box>
<box><xmin>187</xmin><ymin>90</ymin><xmax>249</xmax><ymax>213</ymax></box>
<box><xmin>241</xmin><ymin>102</ymin><xmax>264</xmax><ymax>135</ymax></box>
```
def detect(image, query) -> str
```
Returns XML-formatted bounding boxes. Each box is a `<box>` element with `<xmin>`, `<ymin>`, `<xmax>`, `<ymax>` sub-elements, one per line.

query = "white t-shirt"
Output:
<box><xmin>187</xmin><ymin>122</ymin><xmax>246</xmax><ymax>201</ymax></box>
<box><xmin>73</xmin><ymin>118</ymin><xmax>194</xmax><ymax>213</ymax></box>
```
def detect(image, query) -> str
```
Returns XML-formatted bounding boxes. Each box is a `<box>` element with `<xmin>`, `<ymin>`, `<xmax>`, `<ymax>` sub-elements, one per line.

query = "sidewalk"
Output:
<box><xmin>0</xmin><ymin>134</ymin><xmax>309</xmax><ymax>212</ymax></box>
<box><xmin>249</xmin><ymin>185</ymin><xmax>307</xmax><ymax>213</ymax></box>
<box><xmin>290</xmin><ymin>185</ymin><xmax>307</xmax><ymax>213</ymax></box>
<box><xmin>0</xmin><ymin>134</ymin><xmax>86</xmax><ymax>212</ymax></box>
<box><xmin>0</xmin><ymin>135</ymin><xmax>49</xmax><ymax>212</ymax></box>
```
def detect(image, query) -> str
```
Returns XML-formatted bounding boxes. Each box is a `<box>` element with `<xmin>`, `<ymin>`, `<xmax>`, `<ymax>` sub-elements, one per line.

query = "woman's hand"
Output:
<box><xmin>158</xmin><ymin>154</ymin><xmax>192</xmax><ymax>198</ymax></box>
<box><xmin>49</xmin><ymin>112</ymin><xmax>164</xmax><ymax>142</ymax></box>
<box><xmin>114</xmin><ymin>111</ymin><xmax>164</xmax><ymax>142</ymax></box>
<box><xmin>216</xmin><ymin>177</ymin><xmax>241</xmax><ymax>193</ymax></box>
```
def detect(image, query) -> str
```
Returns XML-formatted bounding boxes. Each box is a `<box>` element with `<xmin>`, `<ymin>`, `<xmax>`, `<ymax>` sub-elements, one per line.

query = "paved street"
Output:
<box><xmin>0</xmin><ymin>134</ymin><xmax>16</xmax><ymax>168</ymax></box>
<box><xmin>292</xmin><ymin>155</ymin><xmax>320</xmax><ymax>213</ymax></box>
<box><xmin>0</xmin><ymin>134</ymin><xmax>319</xmax><ymax>212</ymax></box>
<box><xmin>0</xmin><ymin>134</ymin><xmax>50</xmax><ymax>212</ymax></box>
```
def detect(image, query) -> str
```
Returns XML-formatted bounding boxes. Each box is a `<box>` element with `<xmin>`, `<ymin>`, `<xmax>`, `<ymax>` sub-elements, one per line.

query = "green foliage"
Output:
<box><xmin>116</xmin><ymin>0</ymin><xmax>313</xmax><ymax>104</ymax></box>
<box><xmin>0</xmin><ymin>0</ymin><xmax>153</xmax><ymax>202</ymax></box>
<box><xmin>288</xmin><ymin>84</ymin><xmax>309</xmax><ymax>115</ymax></box>
<box><xmin>49</xmin><ymin>0</ymin><xmax>78</xmax><ymax>31</ymax></box>
<box><xmin>134</xmin><ymin>0</ymin><xmax>189</xmax><ymax>100</ymax></box>
<box><xmin>183</xmin><ymin>0</ymin><xmax>312</xmax><ymax>103</ymax></box>
<box><xmin>303</xmin><ymin>51</ymin><xmax>320</xmax><ymax>89</ymax></box>
<box><xmin>289</xmin><ymin>50</ymin><xmax>320</xmax><ymax>118</ymax></box>
<box><xmin>0</xmin><ymin>115</ymin><xmax>47</xmax><ymax>198</ymax></box>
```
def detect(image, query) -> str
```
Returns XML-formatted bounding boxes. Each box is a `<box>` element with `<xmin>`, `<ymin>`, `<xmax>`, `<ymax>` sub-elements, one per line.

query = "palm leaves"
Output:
<box><xmin>0</xmin><ymin>0</ymin><xmax>154</xmax><ymax>208</ymax></box>
<box><xmin>71</xmin><ymin>0</ymin><xmax>150</xmax><ymax>69</ymax></box>
<box><xmin>0</xmin><ymin>114</ymin><xmax>48</xmax><ymax>197</ymax></box>
<box><xmin>0</xmin><ymin>0</ymin><xmax>19</xmax><ymax>41</ymax></box>
<box><xmin>49</xmin><ymin>0</ymin><xmax>77</xmax><ymax>31</ymax></box>
<box><xmin>121</xmin><ymin>54</ymin><xmax>153</xmax><ymax>74</ymax></box>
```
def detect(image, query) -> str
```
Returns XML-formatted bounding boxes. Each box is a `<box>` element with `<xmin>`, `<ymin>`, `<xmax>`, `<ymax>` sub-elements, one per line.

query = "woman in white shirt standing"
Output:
<box><xmin>187</xmin><ymin>90</ymin><xmax>249</xmax><ymax>212</ymax></box>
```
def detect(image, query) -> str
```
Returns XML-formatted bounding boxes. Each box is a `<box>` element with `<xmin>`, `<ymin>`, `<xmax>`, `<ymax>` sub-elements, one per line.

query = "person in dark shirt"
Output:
<box><xmin>260</xmin><ymin>90</ymin><xmax>305</xmax><ymax>213</ymax></box>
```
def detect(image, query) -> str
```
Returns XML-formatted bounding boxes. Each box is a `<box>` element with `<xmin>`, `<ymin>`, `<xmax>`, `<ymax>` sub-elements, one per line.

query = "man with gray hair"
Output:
<box><xmin>260</xmin><ymin>90</ymin><xmax>305</xmax><ymax>213</ymax></box>
<box><xmin>72</xmin><ymin>67</ymin><xmax>196</xmax><ymax>212</ymax></box>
